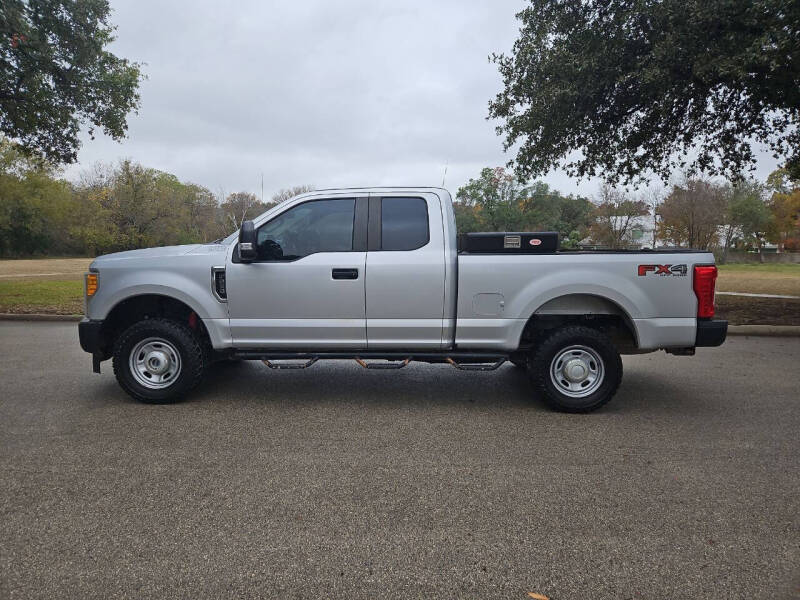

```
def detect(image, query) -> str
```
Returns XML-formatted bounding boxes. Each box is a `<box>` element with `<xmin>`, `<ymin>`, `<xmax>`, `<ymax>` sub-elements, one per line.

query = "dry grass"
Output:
<box><xmin>0</xmin><ymin>258</ymin><xmax>93</xmax><ymax>281</ymax></box>
<box><xmin>716</xmin><ymin>264</ymin><xmax>800</xmax><ymax>296</ymax></box>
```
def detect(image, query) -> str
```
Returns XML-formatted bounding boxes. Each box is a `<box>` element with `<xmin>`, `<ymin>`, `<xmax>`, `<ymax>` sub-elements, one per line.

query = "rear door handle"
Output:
<box><xmin>332</xmin><ymin>268</ymin><xmax>359</xmax><ymax>280</ymax></box>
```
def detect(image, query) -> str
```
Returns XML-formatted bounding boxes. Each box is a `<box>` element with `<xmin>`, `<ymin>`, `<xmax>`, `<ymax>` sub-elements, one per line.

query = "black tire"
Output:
<box><xmin>528</xmin><ymin>325</ymin><xmax>622</xmax><ymax>413</ymax></box>
<box><xmin>112</xmin><ymin>318</ymin><xmax>206</xmax><ymax>404</ymax></box>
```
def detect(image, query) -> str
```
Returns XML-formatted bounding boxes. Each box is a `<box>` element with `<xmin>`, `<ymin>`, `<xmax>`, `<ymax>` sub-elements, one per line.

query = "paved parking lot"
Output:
<box><xmin>1</xmin><ymin>322</ymin><xmax>798</xmax><ymax>599</ymax></box>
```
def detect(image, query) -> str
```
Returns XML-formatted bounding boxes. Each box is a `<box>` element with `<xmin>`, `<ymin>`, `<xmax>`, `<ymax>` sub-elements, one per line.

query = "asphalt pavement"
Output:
<box><xmin>0</xmin><ymin>322</ymin><xmax>798</xmax><ymax>599</ymax></box>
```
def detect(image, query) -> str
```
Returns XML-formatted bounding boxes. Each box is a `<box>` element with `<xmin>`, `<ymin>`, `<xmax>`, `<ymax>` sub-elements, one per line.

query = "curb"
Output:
<box><xmin>1</xmin><ymin>314</ymin><xmax>799</xmax><ymax>337</ymax></box>
<box><xmin>0</xmin><ymin>313</ymin><xmax>82</xmax><ymax>322</ymax></box>
<box><xmin>727</xmin><ymin>325</ymin><xmax>800</xmax><ymax>337</ymax></box>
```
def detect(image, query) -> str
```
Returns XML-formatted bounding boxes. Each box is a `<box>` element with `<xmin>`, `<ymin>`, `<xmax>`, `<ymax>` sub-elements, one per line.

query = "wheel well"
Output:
<box><xmin>98</xmin><ymin>295</ymin><xmax>211</xmax><ymax>359</ymax></box>
<box><xmin>518</xmin><ymin>295</ymin><xmax>639</xmax><ymax>354</ymax></box>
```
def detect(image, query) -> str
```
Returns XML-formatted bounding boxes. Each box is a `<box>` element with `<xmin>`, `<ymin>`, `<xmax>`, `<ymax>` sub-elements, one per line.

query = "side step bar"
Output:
<box><xmin>233</xmin><ymin>350</ymin><xmax>509</xmax><ymax>371</ymax></box>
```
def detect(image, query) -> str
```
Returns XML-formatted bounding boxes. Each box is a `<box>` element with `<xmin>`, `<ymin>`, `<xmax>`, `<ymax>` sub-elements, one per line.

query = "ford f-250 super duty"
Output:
<box><xmin>78</xmin><ymin>187</ymin><xmax>727</xmax><ymax>412</ymax></box>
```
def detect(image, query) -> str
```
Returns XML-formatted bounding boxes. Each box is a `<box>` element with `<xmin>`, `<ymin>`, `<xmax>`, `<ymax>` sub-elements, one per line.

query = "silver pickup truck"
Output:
<box><xmin>79</xmin><ymin>187</ymin><xmax>727</xmax><ymax>412</ymax></box>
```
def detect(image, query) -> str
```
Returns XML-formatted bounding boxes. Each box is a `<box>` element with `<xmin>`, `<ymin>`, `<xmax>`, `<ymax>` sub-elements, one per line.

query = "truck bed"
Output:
<box><xmin>454</xmin><ymin>249</ymin><xmax>715</xmax><ymax>351</ymax></box>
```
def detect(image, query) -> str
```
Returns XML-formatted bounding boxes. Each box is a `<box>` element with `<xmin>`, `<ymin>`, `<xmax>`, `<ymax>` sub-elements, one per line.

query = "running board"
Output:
<box><xmin>262</xmin><ymin>358</ymin><xmax>318</xmax><ymax>370</ymax></box>
<box><xmin>233</xmin><ymin>350</ymin><xmax>509</xmax><ymax>371</ymax></box>
<box><xmin>445</xmin><ymin>357</ymin><xmax>506</xmax><ymax>371</ymax></box>
<box><xmin>355</xmin><ymin>358</ymin><xmax>411</xmax><ymax>369</ymax></box>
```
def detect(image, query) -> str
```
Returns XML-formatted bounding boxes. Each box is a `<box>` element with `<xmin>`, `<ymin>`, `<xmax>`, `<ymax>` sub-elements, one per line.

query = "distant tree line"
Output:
<box><xmin>0</xmin><ymin>139</ymin><xmax>311</xmax><ymax>257</ymax></box>
<box><xmin>2</xmin><ymin>135</ymin><xmax>798</xmax><ymax>258</ymax></box>
<box><xmin>655</xmin><ymin>171</ymin><xmax>800</xmax><ymax>260</ymax></box>
<box><xmin>455</xmin><ymin>167</ymin><xmax>800</xmax><ymax>257</ymax></box>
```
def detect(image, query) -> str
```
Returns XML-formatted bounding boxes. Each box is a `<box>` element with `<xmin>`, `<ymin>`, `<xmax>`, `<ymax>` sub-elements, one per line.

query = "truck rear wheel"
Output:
<box><xmin>528</xmin><ymin>325</ymin><xmax>622</xmax><ymax>413</ymax></box>
<box><xmin>112</xmin><ymin>318</ymin><xmax>206</xmax><ymax>404</ymax></box>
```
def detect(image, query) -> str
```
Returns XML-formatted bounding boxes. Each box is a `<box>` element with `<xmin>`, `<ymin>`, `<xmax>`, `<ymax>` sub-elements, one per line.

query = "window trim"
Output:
<box><xmin>368</xmin><ymin>196</ymin><xmax>430</xmax><ymax>252</ymax></box>
<box><xmin>233</xmin><ymin>197</ymin><xmax>367</xmax><ymax>263</ymax></box>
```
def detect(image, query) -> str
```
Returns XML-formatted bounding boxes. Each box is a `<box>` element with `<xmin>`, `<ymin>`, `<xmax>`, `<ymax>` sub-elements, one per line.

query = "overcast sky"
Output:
<box><xmin>63</xmin><ymin>0</ymin><xmax>781</xmax><ymax>201</ymax></box>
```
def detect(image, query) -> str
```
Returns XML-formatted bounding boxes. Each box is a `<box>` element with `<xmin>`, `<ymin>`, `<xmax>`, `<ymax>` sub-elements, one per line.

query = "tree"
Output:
<box><xmin>221</xmin><ymin>192</ymin><xmax>265</xmax><ymax>231</ymax></box>
<box><xmin>588</xmin><ymin>185</ymin><xmax>650</xmax><ymax>249</ymax></box>
<box><xmin>548</xmin><ymin>193</ymin><xmax>594</xmax><ymax>248</ymax></box>
<box><xmin>271</xmin><ymin>185</ymin><xmax>315</xmax><ymax>204</ymax></box>
<box><xmin>452</xmin><ymin>201</ymin><xmax>482</xmax><ymax>234</ymax></box>
<box><xmin>657</xmin><ymin>178</ymin><xmax>728</xmax><ymax>250</ymax></box>
<box><xmin>456</xmin><ymin>167</ymin><xmax>527</xmax><ymax>231</ymax></box>
<box><xmin>455</xmin><ymin>167</ymin><xmax>593</xmax><ymax>242</ymax></box>
<box><xmin>489</xmin><ymin>1</ymin><xmax>800</xmax><ymax>184</ymax></box>
<box><xmin>0</xmin><ymin>0</ymin><xmax>143</xmax><ymax>163</ymax></box>
<box><xmin>0</xmin><ymin>138</ymin><xmax>72</xmax><ymax>255</ymax></box>
<box><xmin>729</xmin><ymin>182</ymin><xmax>773</xmax><ymax>261</ymax></box>
<box><xmin>766</xmin><ymin>168</ymin><xmax>800</xmax><ymax>251</ymax></box>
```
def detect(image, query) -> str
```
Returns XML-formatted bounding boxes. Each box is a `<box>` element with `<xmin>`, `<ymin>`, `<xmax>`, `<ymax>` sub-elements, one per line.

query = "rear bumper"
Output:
<box><xmin>78</xmin><ymin>318</ymin><xmax>104</xmax><ymax>354</ymax></box>
<box><xmin>695</xmin><ymin>319</ymin><xmax>728</xmax><ymax>347</ymax></box>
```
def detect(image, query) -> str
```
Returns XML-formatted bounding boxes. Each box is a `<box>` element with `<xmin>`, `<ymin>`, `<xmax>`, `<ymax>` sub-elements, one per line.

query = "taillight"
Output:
<box><xmin>693</xmin><ymin>265</ymin><xmax>717</xmax><ymax>318</ymax></box>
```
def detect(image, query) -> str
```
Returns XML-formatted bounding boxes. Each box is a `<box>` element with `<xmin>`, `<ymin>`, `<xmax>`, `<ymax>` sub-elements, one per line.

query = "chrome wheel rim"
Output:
<box><xmin>129</xmin><ymin>337</ymin><xmax>182</xmax><ymax>389</ymax></box>
<box><xmin>549</xmin><ymin>345</ymin><xmax>604</xmax><ymax>398</ymax></box>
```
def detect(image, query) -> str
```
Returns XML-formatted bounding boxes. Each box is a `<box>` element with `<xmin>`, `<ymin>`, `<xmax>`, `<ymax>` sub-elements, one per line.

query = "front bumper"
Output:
<box><xmin>78</xmin><ymin>318</ymin><xmax>104</xmax><ymax>354</ymax></box>
<box><xmin>695</xmin><ymin>319</ymin><xmax>728</xmax><ymax>347</ymax></box>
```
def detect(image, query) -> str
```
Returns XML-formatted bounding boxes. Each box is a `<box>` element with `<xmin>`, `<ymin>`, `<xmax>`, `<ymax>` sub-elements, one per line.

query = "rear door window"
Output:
<box><xmin>380</xmin><ymin>197</ymin><xmax>429</xmax><ymax>251</ymax></box>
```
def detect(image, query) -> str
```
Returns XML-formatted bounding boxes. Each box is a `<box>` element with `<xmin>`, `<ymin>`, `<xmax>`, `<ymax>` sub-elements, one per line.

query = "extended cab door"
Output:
<box><xmin>225</xmin><ymin>196</ymin><xmax>368</xmax><ymax>348</ymax></box>
<box><xmin>365</xmin><ymin>193</ymin><xmax>446</xmax><ymax>349</ymax></box>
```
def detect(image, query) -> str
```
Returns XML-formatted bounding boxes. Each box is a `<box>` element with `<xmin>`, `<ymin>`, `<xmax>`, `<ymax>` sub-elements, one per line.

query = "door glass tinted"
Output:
<box><xmin>256</xmin><ymin>198</ymin><xmax>355</xmax><ymax>260</ymax></box>
<box><xmin>381</xmin><ymin>197</ymin><xmax>429</xmax><ymax>251</ymax></box>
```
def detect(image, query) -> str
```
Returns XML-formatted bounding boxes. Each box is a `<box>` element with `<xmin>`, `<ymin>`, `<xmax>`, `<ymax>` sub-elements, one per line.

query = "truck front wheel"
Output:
<box><xmin>528</xmin><ymin>325</ymin><xmax>623</xmax><ymax>413</ymax></box>
<box><xmin>112</xmin><ymin>318</ymin><xmax>206</xmax><ymax>404</ymax></box>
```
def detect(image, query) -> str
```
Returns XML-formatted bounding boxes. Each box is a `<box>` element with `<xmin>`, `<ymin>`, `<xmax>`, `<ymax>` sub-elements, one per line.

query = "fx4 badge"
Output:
<box><xmin>638</xmin><ymin>264</ymin><xmax>688</xmax><ymax>277</ymax></box>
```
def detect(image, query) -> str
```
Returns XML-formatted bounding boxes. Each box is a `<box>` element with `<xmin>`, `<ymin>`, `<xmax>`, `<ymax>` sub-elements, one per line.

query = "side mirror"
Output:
<box><xmin>238</xmin><ymin>220</ymin><xmax>257</xmax><ymax>262</ymax></box>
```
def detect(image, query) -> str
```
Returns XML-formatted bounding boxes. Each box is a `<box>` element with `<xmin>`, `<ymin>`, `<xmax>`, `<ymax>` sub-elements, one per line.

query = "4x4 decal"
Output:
<box><xmin>638</xmin><ymin>264</ymin><xmax>688</xmax><ymax>276</ymax></box>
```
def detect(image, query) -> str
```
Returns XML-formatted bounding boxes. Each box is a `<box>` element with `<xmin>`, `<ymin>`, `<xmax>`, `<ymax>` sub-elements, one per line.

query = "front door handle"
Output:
<box><xmin>332</xmin><ymin>268</ymin><xmax>359</xmax><ymax>280</ymax></box>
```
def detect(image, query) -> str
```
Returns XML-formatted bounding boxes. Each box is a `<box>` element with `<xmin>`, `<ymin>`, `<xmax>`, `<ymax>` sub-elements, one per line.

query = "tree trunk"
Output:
<box><xmin>720</xmin><ymin>225</ymin><xmax>732</xmax><ymax>264</ymax></box>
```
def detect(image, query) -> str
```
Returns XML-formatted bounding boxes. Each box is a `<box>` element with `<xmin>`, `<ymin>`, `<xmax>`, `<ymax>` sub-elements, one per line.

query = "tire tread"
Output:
<box><xmin>112</xmin><ymin>318</ymin><xmax>206</xmax><ymax>404</ymax></box>
<box><xmin>529</xmin><ymin>325</ymin><xmax>623</xmax><ymax>413</ymax></box>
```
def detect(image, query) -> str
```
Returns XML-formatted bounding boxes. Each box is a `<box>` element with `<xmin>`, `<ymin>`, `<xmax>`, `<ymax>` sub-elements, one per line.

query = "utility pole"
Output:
<box><xmin>260</xmin><ymin>173</ymin><xmax>264</xmax><ymax>204</ymax></box>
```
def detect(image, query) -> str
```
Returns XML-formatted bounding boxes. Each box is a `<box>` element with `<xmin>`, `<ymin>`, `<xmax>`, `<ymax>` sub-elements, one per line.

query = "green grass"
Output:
<box><xmin>0</xmin><ymin>280</ymin><xmax>83</xmax><ymax>314</ymax></box>
<box><xmin>717</xmin><ymin>263</ymin><xmax>800</xmax><ymax>273</ymax></box>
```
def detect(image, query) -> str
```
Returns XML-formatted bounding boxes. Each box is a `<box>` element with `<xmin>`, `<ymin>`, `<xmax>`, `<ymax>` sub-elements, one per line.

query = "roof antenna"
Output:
<box><xmin>441</xmin><ymin>160</ymin><xmax>448</xmax><ymax>187</ymax></box>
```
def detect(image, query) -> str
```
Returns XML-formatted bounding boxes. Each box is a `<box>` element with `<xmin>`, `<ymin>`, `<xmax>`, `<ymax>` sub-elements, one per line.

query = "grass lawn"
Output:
<box><xmin>0</xmin><ymin>257</ymin><xmax>91</xmax><ymax>281</ymax></box>
<box><xmin>717</xmin><ymin>263</ymin><xmax>800</xmax><ymax>296</ymax></box>
<box><xmin>0</xmin><ymin>280</ymin><xmax>84</xmax><ymax>315</ymax></box>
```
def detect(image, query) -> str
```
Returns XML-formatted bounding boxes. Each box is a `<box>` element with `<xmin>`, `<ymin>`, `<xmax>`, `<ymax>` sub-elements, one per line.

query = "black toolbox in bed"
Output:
<box><xmin>458</xmin><ymin>232</ymin><xmax>559</xmax><ymax>254</ymax></box>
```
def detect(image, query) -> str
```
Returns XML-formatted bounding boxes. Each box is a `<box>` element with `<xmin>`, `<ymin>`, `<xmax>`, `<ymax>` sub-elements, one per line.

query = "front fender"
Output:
<box><xmin>88</xmin><ymin>272</ymin><xmax>227</xmax><ymax>322</ymax></box>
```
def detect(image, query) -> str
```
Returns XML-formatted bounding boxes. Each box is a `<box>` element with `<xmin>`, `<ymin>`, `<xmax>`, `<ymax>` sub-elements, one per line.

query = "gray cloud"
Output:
<box><xmin>63</xmin><ymin>0</ymin><xmax>781</xmax><ymax>200</ymax></box>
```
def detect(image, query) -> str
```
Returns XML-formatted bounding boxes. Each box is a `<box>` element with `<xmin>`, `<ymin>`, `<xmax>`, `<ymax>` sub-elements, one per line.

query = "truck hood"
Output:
<box><xmin>90</xmin><ymin>243</ymin><xmax>227</xmax><ymax>269</ymax></box>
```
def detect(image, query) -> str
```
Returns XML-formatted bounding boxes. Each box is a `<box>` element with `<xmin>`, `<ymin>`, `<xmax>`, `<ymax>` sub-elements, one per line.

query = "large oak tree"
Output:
<box><xmin>0</xmin><ymin>0</ymin><xmax>143</xmax><ymax>163</ymax></box>
<box><xmin>490</xmin><ymin>1</ymin><xmax>800</xmax><ymax>184</ymax></box>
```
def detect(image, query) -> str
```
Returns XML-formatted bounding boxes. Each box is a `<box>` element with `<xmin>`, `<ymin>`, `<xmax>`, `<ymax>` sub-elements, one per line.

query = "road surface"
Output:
<box><xmin>0</xmin><ymin>322</ymin><xmax>798</xmax><ymax>599</ymax></box>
